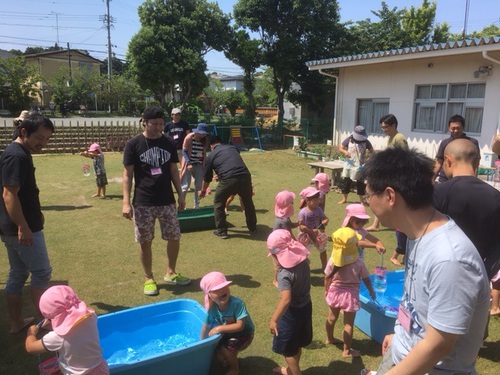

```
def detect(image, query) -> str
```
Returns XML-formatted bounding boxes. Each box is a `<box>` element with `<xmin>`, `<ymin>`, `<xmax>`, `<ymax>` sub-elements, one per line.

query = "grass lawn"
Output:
<box><xmin>1</xmin><ymin>149</ymin><xmax>499</xmax><ymax>374</ymax></box>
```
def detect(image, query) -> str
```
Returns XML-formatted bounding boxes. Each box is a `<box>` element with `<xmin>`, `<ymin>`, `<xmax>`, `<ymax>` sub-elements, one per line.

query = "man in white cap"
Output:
<box><xmin>163</xmin><ymin>108</ymin><xmax>191</xmax><ymax>163</ymax></box>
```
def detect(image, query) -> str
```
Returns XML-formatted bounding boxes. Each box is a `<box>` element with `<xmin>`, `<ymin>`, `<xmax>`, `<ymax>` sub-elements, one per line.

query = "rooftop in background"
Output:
<box><xmin>307</xmin><ymin>36</ymin><xmax>500</xmax><ymax>69</ymax></box>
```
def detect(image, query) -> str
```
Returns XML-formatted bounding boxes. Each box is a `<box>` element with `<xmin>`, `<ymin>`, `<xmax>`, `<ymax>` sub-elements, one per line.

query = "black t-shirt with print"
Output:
<box><xmin>0</xmin><ymin>142</ymin><xmax>43</xmax><ymax>235</ymax></box>
<box><xmin>123</xmin><ymin>134</ymin><xmax>179</xmax><ymax>206</ymax></box>
<box><xmin>163</xmin><ymin>120</ymin><xmax>190</xmax><ymax>150</ymax></box>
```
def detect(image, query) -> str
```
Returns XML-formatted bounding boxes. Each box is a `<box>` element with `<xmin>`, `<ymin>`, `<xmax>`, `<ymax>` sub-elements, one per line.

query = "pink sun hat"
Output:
<box><xmin>88</xmin><ymin>143</ymin><xmax>103</xmax><ymax>153</ymax></box>
<box><xmin>275</xmin><ymin>190</ymin><xmax>296</xmax><ymax>218</ymax></box>
<box><xmin>200</xmin><ymin>271</ymin><xmax>233</xmax><ymax>310</ymax></box>
<box><xmin>299</xmin><ymin>186</ymin><xmax>320</xmax><ymax>199</ymax></box>
<box><xmin>311</xmin><ymin>173</ymin><xmax>330</xmax><ymax>193</ymax></box>
<box><xmin>342</xmin><ymin>203</ymin><xmax>371</xmax><ymax>227</ymax></box>
<box><xmin>39</xmin><ymin>285</ymin><xmax>94</xmax><ymax>336</ymax></box>
<box><xmin>267</xmin><ymin>229</ymin><xmax>309</xmax><ymax>268</ymax></box>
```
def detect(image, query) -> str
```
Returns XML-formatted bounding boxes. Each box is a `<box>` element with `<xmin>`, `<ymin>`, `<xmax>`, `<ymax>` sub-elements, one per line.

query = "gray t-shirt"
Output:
<box><xmin>277</xmin><ymin>259</ymin><xmax>311</xmax><ymax>308</ymax></box>
<box><xmin>391</xmin><ymin>219</ymin><xmax>490</xmax><ymax>374</ymax></box>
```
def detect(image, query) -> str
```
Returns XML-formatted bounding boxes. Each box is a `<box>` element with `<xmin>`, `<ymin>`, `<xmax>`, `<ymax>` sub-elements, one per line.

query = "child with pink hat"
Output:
<box><xmin>25</xmin><ymin>285</ymin><xmax>109</xmax><ymax>374</ymax></box>
<box><xmin>267</xmin><ymin>229</ymin><xmax>312</xmax><ymax>375</ymax></box>
<box><xmin>311</xmin><ymin>172</ymin><xmax>330</xmax><ymax>212</ymax></box>
<box><xmin>341</xmin><ymin>203</ymin><xmax>386</xmax><ymax>260</ymax></box>
<box><xmin>272</xmin><ymin>190</ymin><xmax>299</xmax><ymax>287</ymax></box>
<box><xmin>80</xmin><ymin>143</ymin><xmax>108</xmax><ymax>199</ymax></box>
<box><xmin>324</xmin><ymin>227</ymin><xmax>376</xmax><ymax>359</ymax></box>
<box><xmin>200</xmin><ymin>271</ymin><xmax>254</xmax><ymax>375</ymax></box>
<box><xmin>297</xmin><ymin>186</ymin><xmax>329</xmax><ymax>270</ymax></box>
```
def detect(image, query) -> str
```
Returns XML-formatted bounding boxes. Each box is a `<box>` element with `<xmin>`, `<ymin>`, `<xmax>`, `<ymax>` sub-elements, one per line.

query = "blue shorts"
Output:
<box><xmin>2</xmin><ymin>231</ymin><xmax>52</xmax><ymax>294</ymax></box>
<box><xmin>272</xmin><ymin>301</ymin><xmax>312</xmax><ymax>357</ymax></box>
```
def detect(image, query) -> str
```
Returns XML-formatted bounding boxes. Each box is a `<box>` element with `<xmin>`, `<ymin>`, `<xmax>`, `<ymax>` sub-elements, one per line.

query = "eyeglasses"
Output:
<box><xmin>363</xmin><ymin>191</ymin><xmax>381</xmax><ymax>202</ymax></box>
<box><xmin>380</xmin><ymin>124</ymin><xmax>392</xmax><ymax>130</ymax></box>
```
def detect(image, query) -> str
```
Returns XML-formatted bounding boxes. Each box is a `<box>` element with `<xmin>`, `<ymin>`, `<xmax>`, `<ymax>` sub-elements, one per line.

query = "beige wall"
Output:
<box><xmin>335</xmin><ymin>52</ymin><xmax>500</xmax><ymax>158</ymax></box>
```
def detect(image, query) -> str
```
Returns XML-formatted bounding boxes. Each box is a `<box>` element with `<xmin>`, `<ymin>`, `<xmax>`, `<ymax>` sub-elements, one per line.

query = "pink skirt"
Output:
<box><xmin>325</xmin><ymin>286</ymin><xmax>360</xmax><ymax>312</ymax></box>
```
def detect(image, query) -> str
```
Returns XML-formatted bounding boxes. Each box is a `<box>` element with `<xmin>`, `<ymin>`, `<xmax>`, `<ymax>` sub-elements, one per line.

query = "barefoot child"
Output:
<box><xmin>25</xmin><ymin>285</ymin><xmax>109</xmax><ymax>374</ymax></box>
<box><xmin>267</xmin><ymin>229</ymin><xmax>312</xmax><ymax>375</ymax></box>
<box><xmin>200</xmin><ymin>272</ymin><xmax>254</xmax><ymax>375</ymax></box>
<box><xmin>324</xmin><ymin>227</ymin><xmax>375</xmax><ymax>358</ymax></box>
<box><xmin>80</xmin><ymin>143</ymin><xmax>108</xmax><ymax>198</ymax></box>
<box><xmin>272</xmin><ymin>190</ymin><xmax>299</xmax><ymax>287</ymax></box>
<box><xmin>298</xmin><ymin>187</ymin><xmax>329</xmax><ymax>270</ymax></box>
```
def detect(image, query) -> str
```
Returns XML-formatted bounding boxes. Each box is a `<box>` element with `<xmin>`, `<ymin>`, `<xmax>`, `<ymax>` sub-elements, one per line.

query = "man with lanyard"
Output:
<box><xmin>163</xmin><ymin>107</ymin><xmax>191</xmax><ymax>163</ymax></box>
<box><xmin>199</xmin><ymin>136</ymin><xmax>257</xmax><ymax>239</ymax></box>
<box><xmin>432</xmin><ymin>114</ymin><xmax>479</xmax><ymax>183</ymax></box>
<box><xmin>361</xmin><ymin>147</ymin><xmax>489</xmax><ymax>375</ymax></box>
<box><xmin>0</xmin><ymin>114</ymin><xmax>54</xmax><ymax>334</ymax></box>
<box><xmin>123</xmin><ymin>106</ymin><xmax>191</xmax><ymax>296</ymax></box>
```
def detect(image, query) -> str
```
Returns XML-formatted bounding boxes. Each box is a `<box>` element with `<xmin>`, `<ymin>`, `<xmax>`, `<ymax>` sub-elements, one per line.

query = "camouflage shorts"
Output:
<box><xmin>133</xmin><ymin>205</ymin><xmax>181</xmax><ymax>243</ymax></box>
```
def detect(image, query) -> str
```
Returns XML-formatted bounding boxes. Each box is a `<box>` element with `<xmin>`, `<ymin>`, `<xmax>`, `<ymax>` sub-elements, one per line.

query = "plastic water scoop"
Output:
<box><xmin>373</xmin><ymin>253</ymin><xmax>387</xmax><ymax>293</ymax></box>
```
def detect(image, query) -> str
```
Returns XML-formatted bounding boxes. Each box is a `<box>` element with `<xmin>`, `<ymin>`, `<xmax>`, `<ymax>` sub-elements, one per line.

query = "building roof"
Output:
<box><xmin>306</xmin><ymin>36</ymin><xmax>500</xmax><ymax>70</ymax></box>
<box><xmin>23</xmin><ymin>49</ymin><xmax>103</xmax><ymax>65</ymax></box>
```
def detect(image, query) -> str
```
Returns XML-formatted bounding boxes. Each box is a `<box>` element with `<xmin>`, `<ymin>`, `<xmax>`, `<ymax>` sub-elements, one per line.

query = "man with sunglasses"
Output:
<box><xmin>163</xmin><ymin>107</ymin><xmax>191</xmax><ymax>163</ymax></box>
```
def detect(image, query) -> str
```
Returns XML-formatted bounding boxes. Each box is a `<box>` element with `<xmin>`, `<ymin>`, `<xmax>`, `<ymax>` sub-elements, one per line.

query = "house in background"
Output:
<box><xmin>306</xmin><ymin>36</ymin><xmax>500</xmax><ymax>162</ymax></box>
<box><xmin>23</xmin><ymin>49</ymin><xmax>102</xmax><ymax>107</ymax></box>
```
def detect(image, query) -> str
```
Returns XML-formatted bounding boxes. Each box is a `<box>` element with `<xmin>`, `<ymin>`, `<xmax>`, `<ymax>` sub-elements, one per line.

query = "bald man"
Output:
<box><xmin>433</xmin><ymin>139</ymin><xmax>500</xmax><ymax>281</ymax></box>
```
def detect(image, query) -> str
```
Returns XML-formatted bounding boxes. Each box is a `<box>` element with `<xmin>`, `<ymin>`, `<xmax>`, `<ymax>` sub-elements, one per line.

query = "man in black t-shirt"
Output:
<box><xmin>163</xmin><ymin>107</ymin><xmax>191</xmax><ymax>162</ymax></box>
<box><xmin>433</xmin><ymin>139</ymin><xmax>500</xmax><ymax>281</ymax></box>
<box><xmin>123</xmin><ymin>106</ymin><xmax>191</xmax><ymax>296</ymax></box>
<box><xmin>0</xmin><ymin>114</ymin><xmax>54</xmax><ymax>334</ymax></box>
<box><xmin>199</xmin><ymin>136</ymin><xmax>257</xmax><ymax>239</ymax></box>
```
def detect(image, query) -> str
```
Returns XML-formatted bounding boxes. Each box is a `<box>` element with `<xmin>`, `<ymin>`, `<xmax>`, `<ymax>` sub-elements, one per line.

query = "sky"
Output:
<box><xmin>1</xmin><ymin>0</ymin><xmax>499</xmax><ymax>75</ymax></box>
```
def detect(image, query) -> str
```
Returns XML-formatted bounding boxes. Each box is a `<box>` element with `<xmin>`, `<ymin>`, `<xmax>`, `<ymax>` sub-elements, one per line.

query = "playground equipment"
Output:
<box><xmin>211</xmin><ymin>125</ymin><xmax>263</xmax><ymax>151</ymax></box>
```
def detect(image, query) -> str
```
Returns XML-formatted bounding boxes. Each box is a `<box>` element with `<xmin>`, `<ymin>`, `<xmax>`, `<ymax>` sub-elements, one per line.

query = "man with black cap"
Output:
<box><xmin>338</xmin><ymin>125</ymin><xmax>374</xmax><ymax>204</ymax></box>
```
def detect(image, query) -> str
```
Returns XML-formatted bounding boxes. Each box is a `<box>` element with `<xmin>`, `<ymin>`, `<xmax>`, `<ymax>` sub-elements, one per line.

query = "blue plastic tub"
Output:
<box><xmin>354</xmin><ymin>270</ymin><xmax>404</xmax><ymax>344</ymax></box>
<box><xmin>97</xmin><ymin>299</ymin><xmax>220</xmax><ymax>375</ymax></box>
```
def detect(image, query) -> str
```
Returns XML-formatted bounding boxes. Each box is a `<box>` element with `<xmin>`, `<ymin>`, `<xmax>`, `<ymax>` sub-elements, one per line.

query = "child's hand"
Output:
<box><xmin>208</xmin><ymin>326</ymin><xmax>222</xmax><ymax>337</ymax></box>
<box><xmin>375</xmin><ymin>241</ymin><xmax>386</xmax><ymax>254</ymax></box>
<box><xmin>27</xmin><ymin>325</ymin><xmax>39</xmax><ymax>337</ymax></box>
<box><xmin>269</xmin><ymin>320</ymin><xmax>278</xmax><ymax>336</ymax></box>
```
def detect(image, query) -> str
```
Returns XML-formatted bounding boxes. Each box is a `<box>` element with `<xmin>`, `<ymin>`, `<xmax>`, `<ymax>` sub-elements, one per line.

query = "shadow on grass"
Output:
<box><xmin>100</xmin><ymin>194</ymin><xmax>123</xmax><ymax>200</ymax></box>
<box><xmin>210</xmin><ymin>355</ymin><xmax>280</xmax><ymax>375</ymax></box>
<box><xmin>310</xmin><ymin>275</ymin><xmax>324</xmax><ymax>287</ymax></box>
<box><xmin>304</xmin><ymin>358</ymin><xmax>368</xmax><ymax>374</ymax></box>
<box><xmin>479</xmin><ymin>339</ymin><xmax>500</xmax><ymax>362</ymax></box>
<box><xmin>91</xmin><ymin>301</ymin><xmax>131</xmax><ymax>314</ymax></box>
<box><xmin>41</xmin><ymin>205</ymin><xmax>92</xmax><ymax>211</ymax></box>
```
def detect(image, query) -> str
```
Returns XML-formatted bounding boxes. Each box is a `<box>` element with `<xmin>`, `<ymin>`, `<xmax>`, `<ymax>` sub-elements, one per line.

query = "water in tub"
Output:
<box><xmin>104</xmin><ymin>317</ymin><xmax>199</xmax><ymax>366</ymax></box>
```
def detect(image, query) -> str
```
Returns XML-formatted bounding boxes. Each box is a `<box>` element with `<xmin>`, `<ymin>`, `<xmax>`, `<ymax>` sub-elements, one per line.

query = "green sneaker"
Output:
<box><xmin>143</xmin><ymin>280</ymin><xmax>158</xmax><ymax>296</ymax></box>
<box><xmin>164</xmin><ymin>273</ymin><xmax>192</xmax><ymax>286</ymax></box>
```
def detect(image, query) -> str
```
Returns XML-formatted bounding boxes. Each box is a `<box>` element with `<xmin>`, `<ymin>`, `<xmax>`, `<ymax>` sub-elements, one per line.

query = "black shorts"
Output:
<box><xmin>272</xmin><ymin>301</ymin><xmax>312</xmax><ymax>357</ymax></box>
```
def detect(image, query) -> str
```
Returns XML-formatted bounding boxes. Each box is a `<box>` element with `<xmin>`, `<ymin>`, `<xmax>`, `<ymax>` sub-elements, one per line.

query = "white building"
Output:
<box><xmin>306</xmin><ymin>36</ymin><xmax>500</xmax><ymax>161</ymax></box>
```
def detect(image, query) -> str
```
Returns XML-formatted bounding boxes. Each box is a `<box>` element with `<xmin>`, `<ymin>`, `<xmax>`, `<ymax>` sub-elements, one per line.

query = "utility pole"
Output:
<box><xmin>67</xmin><ymin>42</ymin><xmax>72</xmax><ymax>84</ymax></box>
<box><xmin>101</xmin><ymin>0</ymin><xmax>114</xmax><ymax>112</ymax></box>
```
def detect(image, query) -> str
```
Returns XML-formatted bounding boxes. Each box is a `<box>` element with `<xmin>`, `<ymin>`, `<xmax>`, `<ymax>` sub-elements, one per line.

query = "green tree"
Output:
<box><xmin>221</xmin><ymin>90</ymin><xmax>245</xmax><ymax>117</ymax></box>
<box><xmin>100</xmin><ymin>56</ymin><xmax>126</xmax><ymax>76</ymax></box>
<box><xmin>459</xmin><ymin>24</ymin><xmax>500</xmax><ymax>40</ymax></box>
<box><xmin>234</xmin><ymin>0</ymin><xmax>344</xmax><ymax>127</ymax></box>
<box><xmin>0</xmin><ymin>56</ymin><xmax>40</xmax><ymax>111</ymax></box>
<box><xmin>127</xmin><ymin>0</ymin><xmax>231</xmax><ymax>107</ymax></box>
<box><xmin>254</xmin><ymin>69</ymin><xmax>277</xmax><ymax>107</ymax></box>
<box><xmin>225</xmin><ymin>30</ymin><xmax>262</xmax><ymax>119</ymax></box>
<box><xmin>45</xmin><ymin>66</ymin><xmax>100</xmax><ymax>110</ymax></box>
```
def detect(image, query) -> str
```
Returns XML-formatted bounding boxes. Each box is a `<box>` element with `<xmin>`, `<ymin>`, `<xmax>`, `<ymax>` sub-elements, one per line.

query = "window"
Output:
<box><xmin>413</xmin><ymin>83</ymin><xmax>485</xmax><ymax>134</ymax></box>
<box><xmin>357</xmin><ymin>99</ymin><xmax>389</xmax><ymax>134</ymax></box>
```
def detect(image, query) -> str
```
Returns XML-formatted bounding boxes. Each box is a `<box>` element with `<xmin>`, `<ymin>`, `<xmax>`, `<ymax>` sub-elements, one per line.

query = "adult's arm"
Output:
<box><xmin>386</xmin><ymin>325</ymin><xmax>458</xmax><ymax>375</ymax></box>
<box><xmin>3</xmin><ymin>185</ymin><xmax>32</xmax><ymax>245</ymax></box>
<box><xmin>122</xmin><ymin>165</ymin><xmax>134</xmax><ymax>219</ymax></box>
<box><xmin>170</xmin><ymin>162</ymin><xmax>185</xmax><ymax>211</ymax></box>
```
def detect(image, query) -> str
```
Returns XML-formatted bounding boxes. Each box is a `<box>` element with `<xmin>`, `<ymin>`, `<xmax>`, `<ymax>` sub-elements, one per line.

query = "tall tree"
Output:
<box><xmin>127</xmin><ymin>0</ymin><xmax>232</xmax><ymax>107</ymax></box>
<box><xmin>0</xmin><ymin>56</ymin><xmax>40</xmax><ymax>111</ymax></box>
<box><xmin>234</xmin><ymin>0</ymin><xmax>344</xmax><ymax>127</ymax></box>
<box><xmin>225</xmin><ymin>29</ymin><xmax>262</xmax><ymax>119</ymax></box>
